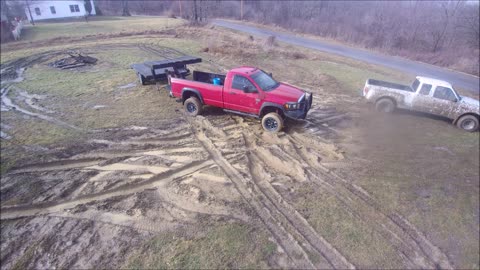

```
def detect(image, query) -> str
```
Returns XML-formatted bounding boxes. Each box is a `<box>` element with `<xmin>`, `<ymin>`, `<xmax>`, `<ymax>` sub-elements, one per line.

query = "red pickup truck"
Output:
<box><xmin>169</xmin><ymin>66</ymin><xmax>313</xmax><ymax>132</ymax></box>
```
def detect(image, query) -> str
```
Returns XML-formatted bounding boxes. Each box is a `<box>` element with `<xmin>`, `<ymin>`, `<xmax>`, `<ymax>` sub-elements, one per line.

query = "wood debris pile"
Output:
<box><xmin>48</xmin><ymin>52</ymin><xmax>98</xmax><ymax>69</ymax></box>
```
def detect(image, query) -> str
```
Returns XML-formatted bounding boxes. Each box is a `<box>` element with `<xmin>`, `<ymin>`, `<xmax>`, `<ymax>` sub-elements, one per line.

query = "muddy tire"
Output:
<box><xmin>138</xmin><ymin>73</ymin><xmax>146</xmax><ymax>85</ymax></box>
<box><xmin>184</xmin><ymin>97</ymin><xmax>202</xmax><ymax>116</ymax></box>
<box><xmin>375</xmin><ymin>98</ymin><xmax>395</xmax><ymax>113</ymax></box>
<box><xmin>456</xmin><ymin>115</ymin><xmax>479</xmax><ymax>132</ymax></box>
<box><xmin>262</xmin><ymin>112</ymin><xmax>284</xmax><ymax>133</ymax></box>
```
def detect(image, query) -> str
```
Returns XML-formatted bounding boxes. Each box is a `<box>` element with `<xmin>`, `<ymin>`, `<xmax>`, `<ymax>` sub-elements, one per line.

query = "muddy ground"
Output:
<box><xmin>1</xmin><ymin>23</ymin><xmax>479</xmax><ymax>269</ymax></box>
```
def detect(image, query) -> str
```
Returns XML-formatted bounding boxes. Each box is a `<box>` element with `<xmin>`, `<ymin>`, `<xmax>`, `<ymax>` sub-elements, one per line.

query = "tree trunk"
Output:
<box><xmin>241</xmin><ymin>0</ymin><xmax>244</xmax><ymax>20</ymax></box>
<box><xmin>122</xmin><ymin>0</ymin><xmax>131</xmax><ymax>16</ymax></box>
<box><xmin>25</xmin><ymin>0</ymin><xmax>35</xmax><ymax>25</ymax></box>
<box><xmin>193</xmin><ymin>0</ymin><xmax>198</xmax><ymax>22</ymax></box>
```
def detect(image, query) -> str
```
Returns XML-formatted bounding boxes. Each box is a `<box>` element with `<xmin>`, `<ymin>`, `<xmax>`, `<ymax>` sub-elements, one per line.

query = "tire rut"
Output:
<box><xmin>196</xmin><ymin>111</ymin><xmax>452</xmax><ymax>269</ymax></box>
<box><xmin>246</xmin><ymin>149</ymin><xmax>354</xmax><ymax>269</ymax></box>
<box><xmin>286</xmin><ymin>129</ymin><xmax>453</xmax><ymax>269</ymax></box>
<box><xmin>0</xmin><ymin>159</ymin><xmax>214</xmax><ymax>220</ymax></box>
<box><xmin>187</xmin><ymin>116</ymin><xmax>354</xmax><ymax>269</ymax></box>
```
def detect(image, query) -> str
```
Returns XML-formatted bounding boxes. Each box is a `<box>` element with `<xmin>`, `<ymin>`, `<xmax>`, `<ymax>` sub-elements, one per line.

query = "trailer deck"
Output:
<box><xmin>131</xmin><ymin>56</ymin><xmax>202</xmax><ymax>85</ymax></box>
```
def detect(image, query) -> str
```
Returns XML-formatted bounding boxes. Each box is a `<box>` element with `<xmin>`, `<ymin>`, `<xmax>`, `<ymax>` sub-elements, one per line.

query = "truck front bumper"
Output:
<box><xmin>284</xmin><ymin>92</ymin><xmax>313</xmax><ymax>120</ymax></box>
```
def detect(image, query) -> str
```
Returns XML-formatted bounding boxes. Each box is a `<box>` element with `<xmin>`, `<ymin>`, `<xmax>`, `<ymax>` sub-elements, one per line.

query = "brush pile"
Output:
<box><xmin>48</xmin><ymin>52</ymin><xmax>97</xmax><ymax>69</ymax></box>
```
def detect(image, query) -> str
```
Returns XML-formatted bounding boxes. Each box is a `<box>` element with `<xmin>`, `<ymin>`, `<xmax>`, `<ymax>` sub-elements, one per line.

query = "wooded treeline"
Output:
<box><xmin>99</xmin><ymin>0</ymin><xmax>480</xmax><ymax>75</ymax></box>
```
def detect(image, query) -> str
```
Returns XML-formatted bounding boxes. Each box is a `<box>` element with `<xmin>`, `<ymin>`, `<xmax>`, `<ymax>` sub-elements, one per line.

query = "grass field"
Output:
<box><xmin>21</xmin><ymin>16</ymin><xmax>184</xmax><ymax>41</ymax></box>
<box><xmin>1</xmin><ymin>16</ymin><xmax>478</xmax><ymax>269</ymax></box>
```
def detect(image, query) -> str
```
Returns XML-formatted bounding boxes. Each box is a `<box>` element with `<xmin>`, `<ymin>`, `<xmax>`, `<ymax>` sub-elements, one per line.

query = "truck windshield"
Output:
<box><xmin>251</xmin><ymin>71</ymin><xmax>279</xmax><ymax>92</ymax></box>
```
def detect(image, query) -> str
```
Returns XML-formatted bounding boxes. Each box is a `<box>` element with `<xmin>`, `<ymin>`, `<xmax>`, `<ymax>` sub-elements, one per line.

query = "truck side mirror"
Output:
<box><xmin>269</xmin><ymin>72</ymin><xmax>273</xmax><ymax>78</ymax></box>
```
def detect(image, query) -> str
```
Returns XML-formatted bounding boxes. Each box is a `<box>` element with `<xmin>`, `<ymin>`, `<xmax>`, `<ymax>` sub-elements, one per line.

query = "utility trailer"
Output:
<box><xmin>131</xmin><ymin>56</ymin><xmax>202</xmax><ymax>85</ymax></box>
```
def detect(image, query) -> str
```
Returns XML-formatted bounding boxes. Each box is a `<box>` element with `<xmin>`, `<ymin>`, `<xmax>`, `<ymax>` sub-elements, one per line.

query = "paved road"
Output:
<box><xmin>213</xmin><ymin>20</ymin><xmax>479</xmax><ymax>93</ymax></box>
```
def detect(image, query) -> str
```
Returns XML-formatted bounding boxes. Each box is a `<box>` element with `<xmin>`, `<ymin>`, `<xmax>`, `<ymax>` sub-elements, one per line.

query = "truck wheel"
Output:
<box><xmin>375</xmin><ymin>98</ymin><xmax>395</xmax><ymax>113</ymax></box>
<box><xmin>138</xmin><ymin>73</ymin><xmax>146</xmax><ymax>85</ymax></box>
<box><xmin>184</xmin><ymin>97</ymin><xmax>202</xmax><ymax>116</ymax></box>
<box><xmin>262</xmin><ymin>112</ymin><xmax>284</xmax><ymax>133</ymax></box>
<box><xmin>456</xmin><ymin>115</ymin><xmax>479</xmax><ymax>132</ymax></box>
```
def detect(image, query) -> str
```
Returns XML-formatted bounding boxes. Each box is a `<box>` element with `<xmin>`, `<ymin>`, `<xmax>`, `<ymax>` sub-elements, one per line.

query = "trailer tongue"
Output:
<box><xmin>131</xmin><ymin>56</ymin><xmax>202</xmax><ymax>85</ymax></box>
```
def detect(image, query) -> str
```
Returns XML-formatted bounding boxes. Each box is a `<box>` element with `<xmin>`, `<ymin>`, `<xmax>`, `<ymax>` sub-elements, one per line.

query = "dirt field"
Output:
<box><xmin>1</xmin><ymin>17</ymin><xmax>478</xmax><ymax>269</ymax></box>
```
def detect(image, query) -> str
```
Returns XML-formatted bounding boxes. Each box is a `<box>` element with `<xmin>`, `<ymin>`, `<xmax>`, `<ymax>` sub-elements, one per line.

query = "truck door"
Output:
<box><xmin>411</xmin><ymin>83</ymin><xmax>434</xmax><ymax>113</ymax></box>
<box><xmin>223</xmin><ymin>74</ymin><xmax>260</xmax><ymax>114</ymax></box>
<box><xmin>429</xmin><ymin>86</ymin><xmax>458</xmax><ymax>117</ymax></box>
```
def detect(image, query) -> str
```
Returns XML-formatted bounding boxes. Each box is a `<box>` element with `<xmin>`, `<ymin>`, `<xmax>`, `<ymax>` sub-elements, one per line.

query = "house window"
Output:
<box><xmin>69</xmin><ymin>5</ymin><xmax>80</xmax><ymax>13</ymax></box>
<box><xmin>35</xmin><ymin>7</ymin><xmax>41</xmax><ymax>16</ymax></box>
<box><xmin>50</xmin><ymin>6</ymin><xmax>56</xmax><ymax>14</ymax></box>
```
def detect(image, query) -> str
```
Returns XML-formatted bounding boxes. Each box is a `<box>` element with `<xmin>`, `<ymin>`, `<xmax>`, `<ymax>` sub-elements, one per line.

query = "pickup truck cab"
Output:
<box><xmin>363</xmin><ymin>76</ymin><xmax>480</xmax><ymax>132</ymax></box>
<box><xmin>170</xmin><ymin>66</ymin><xmax>313</xmax><ymax>132</ymax></box>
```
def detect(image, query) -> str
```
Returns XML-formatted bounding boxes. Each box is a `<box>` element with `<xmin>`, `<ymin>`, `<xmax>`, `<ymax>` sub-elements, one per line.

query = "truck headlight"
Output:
<box><xmin>284</xmin><ymin>103</ymin><xmax>300</xmax><ymax>110</ymax></box>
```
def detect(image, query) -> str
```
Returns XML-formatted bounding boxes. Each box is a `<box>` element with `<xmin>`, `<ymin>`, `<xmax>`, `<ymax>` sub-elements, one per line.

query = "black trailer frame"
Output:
<box><xmin>131</xmin><ymin>56</ymin><xmax>202</xmax><ymax>85</ymax></box>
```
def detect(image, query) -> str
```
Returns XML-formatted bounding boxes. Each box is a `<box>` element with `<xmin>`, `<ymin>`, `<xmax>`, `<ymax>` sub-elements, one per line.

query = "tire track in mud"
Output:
<box><xmin>7</xmin><ymin>157</ymin><xmax>105</xmax><ymax>174</ymax></box>
<box><xmin>0</xmin><ymin>159</ymin><xmax>214</xmax><ymax>219</ymax></box>
<box><xmin>287</xmin><ymin>114</ymin><xmax>453</xmax><ymax>269</ymax></box>
<box><xmin>286</xmin><ymin>131</ymin><xmax>453</xmax><ymax>269</ymax></box>
<box><xmin>226</xmin><ymin>108</ymin><xmax>452</xmax><ymax>269</ymax></box>
<box><xmin>1</xmin><ymin>121</ymin><xmax>247</xmax><ymax>226</ymax></box>
<box><xmin>1</xmin><ymin>86</ymin><xmax>82</xmax><ymax>131</ymax></box>
<box><xmin>193</xmin><ymin>112</ymin><xmax>452</xmax><ymax>269</ymax></box>
<box><xmin>186</xmin><ymin>116</ymin><xmax>354</xmax><ymax>269</ymax></box>
<box><xmin>246</xmin><ymin>149</ymin><xmax>354</xmax><ymax>269</ymax></box>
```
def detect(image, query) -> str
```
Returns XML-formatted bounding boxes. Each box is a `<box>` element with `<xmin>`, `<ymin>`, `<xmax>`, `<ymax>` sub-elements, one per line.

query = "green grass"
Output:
<box><xmin>20</xmin><ymin>16</ymin><xmax>184</xmax><ymax>41</ymax></box>
<box><xmin>293</xmin><ymin>183</ymin><xmax>405</xmax><ymax>269</ymax></box>
<box><xmin>350</xmin><ymin>111</ymin><xmax>479</xmax><ymax>269</ymax></box>
<box><xmin>126</xmin><ymin>223</ymin><xmax>275</xmax><ymax>269</ymax></box>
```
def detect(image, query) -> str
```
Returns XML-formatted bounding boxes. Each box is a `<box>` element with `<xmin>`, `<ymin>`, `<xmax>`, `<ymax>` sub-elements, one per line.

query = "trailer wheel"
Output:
<box><xmin>456</xmin><ymin>115</ymin><xmax>479</xmax><ymax>132</ymax></box>
<box><xmin>137</xmin><ymin>73</ymin><xmax>146</xmax><ymax>85</ymax></box>
<box><xmin>261</xmin><ymin>112</ymin><xmax>284</xmax><ymax>133</ymax></box>
<box><xmin>375</xmin><ymin>98</ymin><xmax>395</xmax><ymax>113</ymax></box>
<box><xmin>184</xmin><ymin>97</ymin><xmax>202</xmax><ymax>116</ymax></box>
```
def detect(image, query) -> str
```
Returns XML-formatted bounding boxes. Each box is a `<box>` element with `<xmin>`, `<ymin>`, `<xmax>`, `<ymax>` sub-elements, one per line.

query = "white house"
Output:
<box><xmin>25</xmin><ymin>0</ymin><xmax>96</xmax><ymax>21</ymax></box>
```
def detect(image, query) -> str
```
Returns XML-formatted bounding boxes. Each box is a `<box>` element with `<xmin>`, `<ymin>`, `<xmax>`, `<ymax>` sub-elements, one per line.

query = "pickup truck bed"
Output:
<box><xmin>367</xmin><ymin>79</ymin><xmax>413</xmax><ymax>92</ymax></box>
<box><xmin>192</xmin><ymin>71</ymin><xmax>226</xmax><ymax>85</ymax></box>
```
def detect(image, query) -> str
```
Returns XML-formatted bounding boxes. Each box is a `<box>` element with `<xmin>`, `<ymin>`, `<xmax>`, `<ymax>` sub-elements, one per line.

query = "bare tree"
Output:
<box><xmin>457</xmin><ymin>4</ymin><xmax>480</xmax><ymax>48</ymax></box>
<box><xmin>122</xmin><ymin>0</ymin><xmax>131</xmax><ymax>16</ymax></box>
<box><xmin>429</xmin><ymin>1</ymin><xmax>462</xmax><ymax>52</ymax></box>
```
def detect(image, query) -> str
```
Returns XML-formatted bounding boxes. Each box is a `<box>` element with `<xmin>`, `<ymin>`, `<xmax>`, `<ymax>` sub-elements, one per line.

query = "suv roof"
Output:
<box><xmin>416</xmin><ymin>76</ymin><xmax>453</xmax><ymax>88</ymax></box>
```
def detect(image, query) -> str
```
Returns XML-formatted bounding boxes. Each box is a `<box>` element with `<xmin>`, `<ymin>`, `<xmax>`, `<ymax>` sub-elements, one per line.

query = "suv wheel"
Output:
<box><xmin>457</xmin><ymin>115</ymin><xmax>479</xmax><ymax>132</ymax></box>
<box><xmin>184</xmin><ymin>97</ymin><xmax>202</xmax><ymax>116</ymax></box>
<box><xmin>261</xmin><ymin>112</ymin><xmax>284</xmax><ymax>133</ymax></box>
